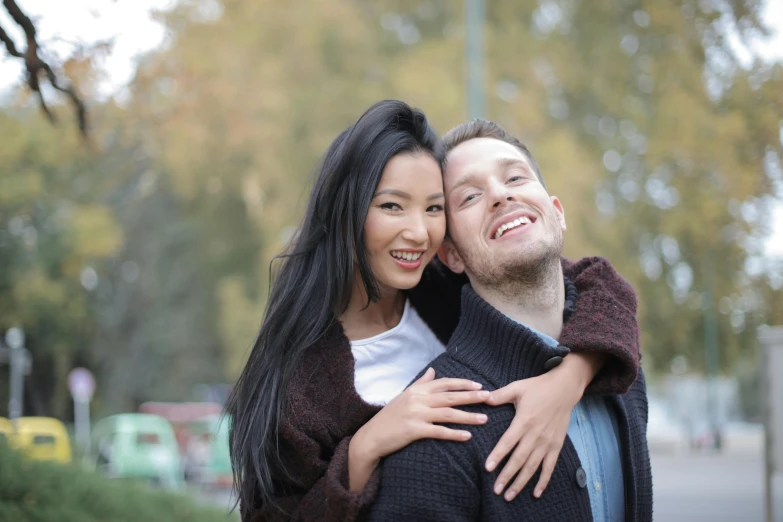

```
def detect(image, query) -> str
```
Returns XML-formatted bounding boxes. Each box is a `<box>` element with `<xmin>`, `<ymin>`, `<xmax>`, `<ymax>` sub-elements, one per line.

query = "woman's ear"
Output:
<box><xmin>437</xmin><ymin>237</ymin><xmax>466</xmax><ymax>274</ymax></box>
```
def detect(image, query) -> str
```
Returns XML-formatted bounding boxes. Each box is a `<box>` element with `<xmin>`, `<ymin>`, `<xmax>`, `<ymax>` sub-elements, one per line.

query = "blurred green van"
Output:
<box><xmin>83</xmin><ymin>413</ymin><xmax>183</xmax><ymax>490</ymax></box>
<box><xmin>183</xmin><ymin>414</ymin><xmax>233</xmax><ymax>489</ymax></box>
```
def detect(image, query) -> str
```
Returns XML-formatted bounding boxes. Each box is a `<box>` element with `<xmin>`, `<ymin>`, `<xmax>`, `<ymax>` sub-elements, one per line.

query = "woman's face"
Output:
<box><xmin>364</xmin><ymin>152</ymin><xmax>446</xmax><ymax>292</ymax></box>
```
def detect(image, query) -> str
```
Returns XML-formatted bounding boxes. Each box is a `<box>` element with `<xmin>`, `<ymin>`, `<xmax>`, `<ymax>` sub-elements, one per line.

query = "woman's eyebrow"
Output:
<box><xmin>427</xmin><ymin>192</ymin><xmax>445</xmax><ymax>200</ymax></box>
<box><xmin>373</xmin><ymin>189</ymin><xmax>410</xmax><ymax>199</ymax></box>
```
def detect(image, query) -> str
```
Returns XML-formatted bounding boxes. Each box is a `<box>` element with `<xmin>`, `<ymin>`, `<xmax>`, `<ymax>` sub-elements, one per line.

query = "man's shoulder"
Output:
<box><xmin>410</xmin><ymin>351</ymin><xmax>486</xmax><ymax>384</ymax></box>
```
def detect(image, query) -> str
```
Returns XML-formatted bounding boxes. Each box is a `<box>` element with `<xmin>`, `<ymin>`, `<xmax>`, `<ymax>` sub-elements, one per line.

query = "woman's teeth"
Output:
<box><xmin>494</xmin><ymin>216</ymin><xmax>532</xmax><ymax>239</ymax></box>
<box><xmin>391</xmin><ymin>251</ymin><xmax>423</xmax><ymax>262</ymax></box>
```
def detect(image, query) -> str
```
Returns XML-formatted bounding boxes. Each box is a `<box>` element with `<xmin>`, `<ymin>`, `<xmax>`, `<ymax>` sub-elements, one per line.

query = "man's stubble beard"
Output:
<box><xmin>458</xmin><ymin>223</ymin><xmax>564</xmax><ymax>305</ymax></box>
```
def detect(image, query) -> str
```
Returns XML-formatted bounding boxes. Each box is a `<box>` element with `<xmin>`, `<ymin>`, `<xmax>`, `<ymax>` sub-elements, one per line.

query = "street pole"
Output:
<box><xmin>703</xmin><ymin>254</ymin><xmax>720</xmax><ymax>449</ymax></box>
<box><xmin>5</xmin><ymin>327</ymin><xmax>25</xmax><ymax>420</ymax></box>
<box><xmin>758</xmin><ymin>326</ymin><xmax>783</xmax><ymax>522</ymax></box>
<box><xmin>465</xmin><ymin>0</ymin><xmax>486</xmax><ymax>120</ymax></box>
<box><xmin>74</xmin><ymin>398</ymin><xmax>90</xmax><ymax>453</ymax></box>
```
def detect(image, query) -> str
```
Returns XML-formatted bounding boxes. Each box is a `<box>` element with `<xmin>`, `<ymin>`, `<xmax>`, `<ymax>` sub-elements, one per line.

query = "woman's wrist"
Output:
<box><xmin>553</xmin><ymin>352</ymin><xmax>605</xmax><ymax>398</ymax></box>
<box><xmin>348</xmin><ymin>426</ymin><xmax>380</xmax><ymax>492</ymax></box>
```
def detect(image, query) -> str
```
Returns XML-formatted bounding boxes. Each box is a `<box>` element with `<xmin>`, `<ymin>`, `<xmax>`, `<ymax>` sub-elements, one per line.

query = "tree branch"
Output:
<box><xmin>1</xmin><ymin>0</ymin><xmax>89</xmax><ymax>138</ymax></box>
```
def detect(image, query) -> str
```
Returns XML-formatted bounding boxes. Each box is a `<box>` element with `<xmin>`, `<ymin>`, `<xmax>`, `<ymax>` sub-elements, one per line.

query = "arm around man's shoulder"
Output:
<box><xmin>560</xmin><ymin>256</ymin><xmax>641</xmax><ymax>395</ymax></box>
<box><xmin>368</xmin><ymin>436</ymin><xmax>480</xmax><ymax>522</ymax></box>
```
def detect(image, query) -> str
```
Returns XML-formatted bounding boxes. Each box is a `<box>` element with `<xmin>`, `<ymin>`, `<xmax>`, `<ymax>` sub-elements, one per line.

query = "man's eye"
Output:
<box><xmin>508</xmin><ymin>176</ymin><xmax>523</xmax><ymax>183</ymax></box>
<box><xmin>462</xmin><ymin>194</ymin><xmax>478</xmax><ymax>205</ymax></box>
<box><xmin>380</xmin><ymin>202</ymin><xmax>402</xmax><ymax>211</ymax></box>
<box><xmin>427</xmin><ymin>204</ymin><xmax>444</xmax><ymax>212</ymax></box>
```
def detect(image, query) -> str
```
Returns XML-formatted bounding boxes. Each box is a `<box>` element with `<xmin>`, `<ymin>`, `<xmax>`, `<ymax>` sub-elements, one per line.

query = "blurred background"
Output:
<box><xmin>0</xmin><ymin>0</ymin><xmax>782</xmax><ymax>520</ymax></box>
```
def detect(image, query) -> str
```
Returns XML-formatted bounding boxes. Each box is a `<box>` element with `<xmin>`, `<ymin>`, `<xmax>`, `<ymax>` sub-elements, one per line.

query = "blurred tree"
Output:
<box><xmin>0</xmin><ymin>109</ymin><xmax>115</xmax><ymax>417</ymax></box>
<box><xmin>2</xmin><ymin>0</ymin><xmax>782</xmax><ymax>419</ymax></box>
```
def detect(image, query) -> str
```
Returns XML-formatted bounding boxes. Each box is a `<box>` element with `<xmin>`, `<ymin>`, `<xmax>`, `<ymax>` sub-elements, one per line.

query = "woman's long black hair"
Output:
<box><xmin>225</xmin><ymin>100</ymin><xmax>444</xmax><ymax>516</ymax></box>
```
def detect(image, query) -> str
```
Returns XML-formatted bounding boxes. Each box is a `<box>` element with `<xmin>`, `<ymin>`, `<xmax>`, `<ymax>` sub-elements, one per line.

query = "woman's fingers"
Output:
<box><xmin>431</xmin><ymin>407</ymin><xmax>488</xmax><ymax>426</ymax></box>
<box><xmin>486</xmin><ymin>415</ymin><xmax>527</xmax><ymax>472</ymax></box>
<box><xmin>533</xmin><ymin>450</ymin><xmax>559</xmax><ymax>498</ymax></box>
<box><xmin>412</xmin><ymin>367</ymin><xmax>436</xmax><ymax>385</ymax></box>
<box><xmin>426</xmin><ymin>377</ymin><xmax>483</xmax><ymax>393</ymax></box>
<box><xmin>504</xmin><ymin>446</ymin><xmax>548</xmax><ymax>501</ymax></box>
<box><xmin>493</xmin><ymin>432</ymin><xmax>535</xmax><ymax>496</ymax></box>
<box><xmin>424</xmin><ymin>424</ymin><xmax>473</xmax><ymax>442</ymax></box>
<box><xmin>427</xmin><ymin>390</ymin><xmax>490</xmax><ymax>407</ymax></box>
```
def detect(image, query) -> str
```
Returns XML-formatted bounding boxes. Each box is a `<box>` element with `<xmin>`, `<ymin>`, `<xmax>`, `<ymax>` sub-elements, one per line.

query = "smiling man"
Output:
<box><xmin>368</xmin><ymin>120</ymin><xmax>652</xmax><ymax>522</ymax></box>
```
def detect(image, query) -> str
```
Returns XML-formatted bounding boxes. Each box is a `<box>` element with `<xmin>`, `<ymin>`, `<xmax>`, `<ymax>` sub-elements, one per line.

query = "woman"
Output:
<box><xmin>227</xmin><ymin>100</ymin><xmax>640</xmax><ymax>521</ymax></box>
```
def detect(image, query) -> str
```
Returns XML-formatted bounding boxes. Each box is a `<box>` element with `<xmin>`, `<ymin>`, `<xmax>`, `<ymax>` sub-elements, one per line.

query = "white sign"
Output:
<box><xmin>68</xmin><ymin>367</ymin><xmax>95</xmax><ymax>401</ymax></box>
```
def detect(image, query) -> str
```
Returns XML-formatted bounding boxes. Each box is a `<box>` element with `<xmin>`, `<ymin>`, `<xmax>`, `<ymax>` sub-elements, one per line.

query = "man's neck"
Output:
<box><xmin>470</xmin><ymin>260</ymin><xmax>565</xmax><ymax>341</ymax></box>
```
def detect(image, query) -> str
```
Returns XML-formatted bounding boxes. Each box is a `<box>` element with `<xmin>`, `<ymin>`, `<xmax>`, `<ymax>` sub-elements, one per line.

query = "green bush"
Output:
<box><xmin>0</xmin><ymin>442</ymin><xmax>237</xmax><ymax>522</ymax></box>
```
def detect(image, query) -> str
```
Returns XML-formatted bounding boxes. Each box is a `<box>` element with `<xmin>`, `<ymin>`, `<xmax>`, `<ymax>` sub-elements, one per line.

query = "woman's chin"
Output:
<box><xmin>379</xmin><ymin>272</ymin><xmax>424</xmax><ymax>292</ymax></box>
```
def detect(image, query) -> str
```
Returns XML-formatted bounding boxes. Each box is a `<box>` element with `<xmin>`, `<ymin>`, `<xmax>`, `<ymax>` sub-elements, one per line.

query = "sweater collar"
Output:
<box><xmin>446</xmin><ymin>278</ymin><xmax>578</xmax><ymax>388</ymax></box>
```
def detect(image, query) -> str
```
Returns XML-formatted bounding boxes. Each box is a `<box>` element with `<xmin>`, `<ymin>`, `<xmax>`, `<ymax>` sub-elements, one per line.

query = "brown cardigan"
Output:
<box><xmin>242</xmin><ymin>257</ymin><xmax>641</xmax><ymax>522</ymax></box>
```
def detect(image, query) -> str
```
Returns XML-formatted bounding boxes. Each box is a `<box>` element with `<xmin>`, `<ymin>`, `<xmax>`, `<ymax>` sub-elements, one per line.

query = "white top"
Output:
<box><xmin>350</xmin><ymin>299</ymin><xmax>446</xmax><ymax>406</ymax></box>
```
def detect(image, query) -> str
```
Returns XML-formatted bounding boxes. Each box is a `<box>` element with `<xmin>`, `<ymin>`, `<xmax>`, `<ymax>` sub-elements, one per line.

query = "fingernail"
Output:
<box><xmin>486</xmin><ymin>460</ymin><xmax>497</xmax><ymax>472</ymax></box>
<box><xmin>494</xmin><ymin>483</ymin><xmax>504</xmax><ymax>495</ymax></box>
<box><xmin>505</xmin><ymin>490</ymin><xmax>516</xmax><ymax>501</ymax></box>
<box><xmin>476</xmin><ymin>414</ymin><xmax>487</xmax><ymax>422</ymax></box>
<box><xmin>461</xmin><ymin>431</ymin><xmax>471</xmax><ymax>440</ymax></box>
<box><xmin>472</xmin><ymin>381</ymin><xmax>482</xmax><ymax>389</ymax></box>
<box><xmin>534</xmin><ymin>488</ymin><xmax>542</xmax><ymax>498</ymax></box>
<box><xmin>478</xmin><ymin>391</ymin><xmax>490</xmax><ymax>399</ymax></box>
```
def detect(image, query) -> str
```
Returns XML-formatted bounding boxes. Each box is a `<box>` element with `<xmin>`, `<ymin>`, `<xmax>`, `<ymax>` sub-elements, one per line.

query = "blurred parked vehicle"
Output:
<box><xmin>83</xmin><ymin>413</ymin><xmax>183</xmax><ymax>490</ymax></box>
<box><xmin>11</xmin><ymin>417</ymin><xmax>72</xmax><ymax>464</ymax></box>
<box><xmin>138</xmin><ymin>401</ymin><xmax>223</xmax><ymax>454</ymax></box>
<box><xmin>647</xmin><ymin>399</ymin><xmax>689</xmax><ymax>454</ymax></box>
<box><xmin>183</xmin><ymin>414</ymin><xmax>233</xmax><ymax>489</ymax></box>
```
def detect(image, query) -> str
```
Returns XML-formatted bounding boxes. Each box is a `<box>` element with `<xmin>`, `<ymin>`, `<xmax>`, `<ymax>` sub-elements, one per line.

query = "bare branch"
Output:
<box><xmin>0</xmin><ymin>24</ymin><xmax>23</xmax><ymax>58</ymax></box>
<box><xmin>1</xmin><ymin>0</ymin><xmax>89</xmax><ymax>138</ymax></box>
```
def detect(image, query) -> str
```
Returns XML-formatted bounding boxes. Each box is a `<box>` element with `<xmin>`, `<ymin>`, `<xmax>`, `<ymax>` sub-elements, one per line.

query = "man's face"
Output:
<box><xmin>439</xmin><ymin>137</ymin><xmax>566</xmax><ymax>286</ymax></box>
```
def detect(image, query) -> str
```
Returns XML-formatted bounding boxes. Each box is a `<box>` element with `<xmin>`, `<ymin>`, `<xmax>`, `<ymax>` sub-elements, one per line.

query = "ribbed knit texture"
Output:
<box><xmin>368</xmin><ymin>284</ymin><xmax>653</xmax><ymax>522</ymax></box>
<box><xmin>241</xmin><ymin>257</ymin><xmax>643</xmax><ymax>522</ymax></box>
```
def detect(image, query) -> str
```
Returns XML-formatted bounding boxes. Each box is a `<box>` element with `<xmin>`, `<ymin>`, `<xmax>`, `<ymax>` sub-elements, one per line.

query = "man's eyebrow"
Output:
<box><xmin>373</xmin><ymin>189</ymin><xmax>411</xmax><ymax>199</ymax></box>
<box><xmin>450</xmin><ymin>172</ymin><xmax>481</xmax><ymax>192</ymax></box>
<box><xmin>497</xmin><ymin>157</ymin><xmax>533</xmax><ymax>173</ymax></box>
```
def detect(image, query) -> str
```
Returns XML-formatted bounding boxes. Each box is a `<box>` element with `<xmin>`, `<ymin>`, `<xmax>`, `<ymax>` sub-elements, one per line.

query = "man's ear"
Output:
<box><xmin>437</xmin><ymin>237</ymin><xmax>466</xmax><ymax>274</ymax></box>
<box><xmin>551</xmin><ymin>196</ymin><xmax>567</xmax><ymax>231</ymax></box>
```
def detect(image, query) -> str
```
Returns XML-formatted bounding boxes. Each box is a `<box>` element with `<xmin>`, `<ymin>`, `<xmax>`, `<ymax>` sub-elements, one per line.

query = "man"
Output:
<box><xmin>368</xmin><ymin>120</ymin><xmax>652</xmax><ymax>522</ymax></box>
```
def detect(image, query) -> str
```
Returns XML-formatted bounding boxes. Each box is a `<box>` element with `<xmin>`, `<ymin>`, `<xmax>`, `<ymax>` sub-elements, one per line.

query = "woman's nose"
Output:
<box><xmin>401</xmin><ymin>215</ymin><xmax>429</xmax><ymax>243</ymax></box>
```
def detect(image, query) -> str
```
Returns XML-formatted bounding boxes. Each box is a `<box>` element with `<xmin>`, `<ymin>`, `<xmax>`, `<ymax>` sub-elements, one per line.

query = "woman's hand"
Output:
<box><xmin>484</xmin><ymin>353</ymin><xmax>604</xmax><ymax>501</ymax></box>
<box><xmin>348</xmin><ymin>367</ymin><xmax>490</xmax><ymax>491</ymax></box>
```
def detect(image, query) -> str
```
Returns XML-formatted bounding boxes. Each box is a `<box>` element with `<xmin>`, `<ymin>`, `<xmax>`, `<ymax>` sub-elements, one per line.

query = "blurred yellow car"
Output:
<box><xmin>12</xmin><ymin>417</ymin><xmax>72</xmax><ymax>464</ymax></box>
<box><xmin>0</xmin><ymin>417</ymin><xmax>13</xmax><ymax>444</ymax></box>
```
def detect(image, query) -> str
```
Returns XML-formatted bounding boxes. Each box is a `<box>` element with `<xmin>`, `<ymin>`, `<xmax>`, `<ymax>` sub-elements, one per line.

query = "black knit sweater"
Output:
<box><xmin>368</xmin><ymin>283</ymin><xmax>653</xmax><ymax>522</ymax></box>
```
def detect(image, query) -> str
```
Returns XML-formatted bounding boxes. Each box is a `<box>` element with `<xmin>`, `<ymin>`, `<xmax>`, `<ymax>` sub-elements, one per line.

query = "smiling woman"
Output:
<box><xmin>362</xmin><ymin>153</ymin><xmax>445</xmax><ymax>289</ymax></box>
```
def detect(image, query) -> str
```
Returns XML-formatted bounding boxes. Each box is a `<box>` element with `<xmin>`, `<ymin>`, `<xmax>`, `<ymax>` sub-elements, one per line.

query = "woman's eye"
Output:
<box><xmin>427</xmin><ymin>204</ymin><xmax>444</xmax><ymax>213</ymax></box>
<box><xmin>380</xmin><ymin>202</ymin><xmax>402</xmax><ymax>211</ymax></box>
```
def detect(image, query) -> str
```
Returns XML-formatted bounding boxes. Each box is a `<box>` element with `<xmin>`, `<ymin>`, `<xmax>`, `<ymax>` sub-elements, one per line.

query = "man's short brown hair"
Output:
<box><xmin>441</xmin><ymin>119</ymin><xmax>546</xmax><ymax>189</ymax></box>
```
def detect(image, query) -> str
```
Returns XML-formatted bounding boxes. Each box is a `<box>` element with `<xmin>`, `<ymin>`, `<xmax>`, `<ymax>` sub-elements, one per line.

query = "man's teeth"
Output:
<box><xmin>391</xmin><ymin>251</ymin><xmax>423</xmax><ymax>262</ymax></box>
<box><xmin>494</xmin><ymin>216</ymin><xmax>532</xmax><ymax>239</ymax></box>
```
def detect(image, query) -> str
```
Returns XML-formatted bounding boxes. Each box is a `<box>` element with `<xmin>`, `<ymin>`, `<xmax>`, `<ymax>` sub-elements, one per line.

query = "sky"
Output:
<box><xmin>0</xmin><ymin>0</ymin><xmax>782</xmax><ymax>257</ymax></box>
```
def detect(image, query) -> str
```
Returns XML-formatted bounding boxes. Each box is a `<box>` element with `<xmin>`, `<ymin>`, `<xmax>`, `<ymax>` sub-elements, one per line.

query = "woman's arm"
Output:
<box><xmin>559</xmin><ymin>255</ymin><xmax>640</xmax><ymax>395</ymax></box>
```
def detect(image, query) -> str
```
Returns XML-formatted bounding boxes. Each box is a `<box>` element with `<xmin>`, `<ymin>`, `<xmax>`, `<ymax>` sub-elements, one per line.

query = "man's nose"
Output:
<box><xmin>488</xmin><ymin>182</ymin><xmax>516</xmax><ymax>209</ymax></box>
